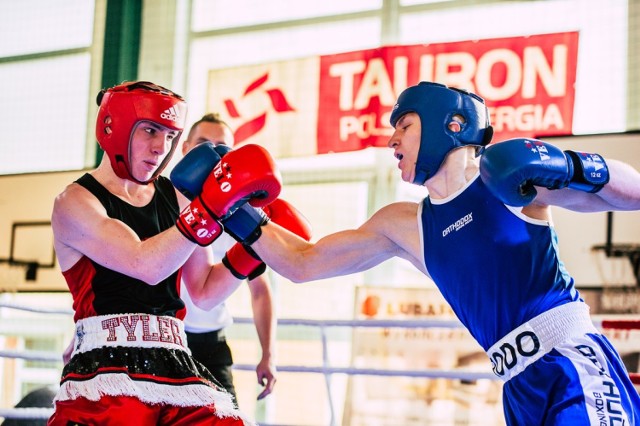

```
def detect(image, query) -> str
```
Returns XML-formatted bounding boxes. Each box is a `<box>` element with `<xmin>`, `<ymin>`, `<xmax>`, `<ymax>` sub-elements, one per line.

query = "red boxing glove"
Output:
<box><xmin>176</xmin><ymin>197</ymin><xmax>223</xmax><ymax>246</ymax></box>
<box><xmin>264</xmin><ymin>199</ymin><xmax>313</xmax><ymax>241</ymax></box>
<box><xmin>222</xmin><ymin>244</ymin><xmax>264</xmax><ymax>280</ymax></box>
<box><xmin>200</xmin><ymin>144</ymin><xmax>282</xmax><ymax>220</ymax></box>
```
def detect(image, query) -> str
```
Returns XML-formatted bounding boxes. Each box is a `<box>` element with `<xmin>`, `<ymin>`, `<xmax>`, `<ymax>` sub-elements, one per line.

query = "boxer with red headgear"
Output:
<box><xmin>95</xmin><ymin>81</ymin><xmax>187</xmax><ymax>183</ymax></box>
<box><xmin>240</xmin><ymin>81</ymin><xmax>640</xmax><ymax>425</ymax></box>
<box><xmin>48</xmin><ymin>81</ymin><xmax>283</xmax><ymax>425</ymax></box>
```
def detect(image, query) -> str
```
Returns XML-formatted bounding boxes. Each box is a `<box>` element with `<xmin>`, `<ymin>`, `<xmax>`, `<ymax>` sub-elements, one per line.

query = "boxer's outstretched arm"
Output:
<box><xmin>252</xmin><ymin>202</ymin><xmax>425</xmax><ymax>282</ymax></box>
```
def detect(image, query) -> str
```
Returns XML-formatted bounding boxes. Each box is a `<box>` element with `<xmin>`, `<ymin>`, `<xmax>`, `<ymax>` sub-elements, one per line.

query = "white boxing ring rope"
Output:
<box><xmin>1</xmin><ymin>301</ymin><xmax>639</xmax><ymax>424</ymax></box>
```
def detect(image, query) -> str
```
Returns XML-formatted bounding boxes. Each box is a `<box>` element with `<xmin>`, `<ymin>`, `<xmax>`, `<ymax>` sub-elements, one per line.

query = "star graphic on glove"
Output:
<box><xmin>524</xmin><ymin>142</ymin><xmax>537</xmax><ymax>153</ymax></box>
<box><xmin>218</xmin><ymin>162</ymin><xmax>232</xmax><ymax>180</ymax></box>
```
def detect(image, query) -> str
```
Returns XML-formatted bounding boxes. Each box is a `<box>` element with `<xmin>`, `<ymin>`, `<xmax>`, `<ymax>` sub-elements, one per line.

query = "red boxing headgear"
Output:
<box><xmin>96</xmin><ymin>81</ymin><xmax>187</xmax><ymax>183</ymax></box>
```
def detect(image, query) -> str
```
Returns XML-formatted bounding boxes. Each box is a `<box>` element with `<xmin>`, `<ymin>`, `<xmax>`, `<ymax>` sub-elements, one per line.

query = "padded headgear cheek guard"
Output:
<box><xmin>96</xmin><ymin>81</ymin><xmax>187</xmax><ymax>184</ymax></box>
<box><xmin>390</xmin><ymin>81</ymin><xmax>494</xmax><ymax>185</ymax></box>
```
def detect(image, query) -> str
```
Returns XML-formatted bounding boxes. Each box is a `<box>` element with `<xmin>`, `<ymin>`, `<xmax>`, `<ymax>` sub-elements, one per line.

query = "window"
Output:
<box><xmin>0</xmin><ymin>0</ymin><xmax>95</xmax><ymax>175</ymax></box>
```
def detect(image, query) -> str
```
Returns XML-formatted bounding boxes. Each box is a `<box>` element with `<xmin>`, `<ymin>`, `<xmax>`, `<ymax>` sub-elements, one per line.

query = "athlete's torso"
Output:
<box><xmin>63</xmin><ymin>174</ymin><xmax>185</xmax><ymax>321</ymax></box>
<box><xmin>420</xmin><ymin>173</ymin><xmax>580</xmax><ymax>349</ymax></box>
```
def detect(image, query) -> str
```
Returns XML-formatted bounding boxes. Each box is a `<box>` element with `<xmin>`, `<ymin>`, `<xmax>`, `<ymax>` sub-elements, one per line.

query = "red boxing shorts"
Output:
<box><xmin>49</xmin><ymin>313</ymin><xmax>254</xmax><ymax>425</ymax></box>
<box><xmin>48</xmin><ymin>395</ymin><xmax>246</xmax><ymax>425</ymax></box>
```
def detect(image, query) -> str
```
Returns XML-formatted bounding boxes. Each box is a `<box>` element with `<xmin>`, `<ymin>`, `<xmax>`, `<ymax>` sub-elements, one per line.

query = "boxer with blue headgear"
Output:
<box><xmin>240</xmin><ymin>80</ymin><xmax>640</xmax><ymax>425</ymax></box>
<box><xmin>389</xmin><ymin>81</ymin><xmax>494</xmax><ymax>185</ymax></box>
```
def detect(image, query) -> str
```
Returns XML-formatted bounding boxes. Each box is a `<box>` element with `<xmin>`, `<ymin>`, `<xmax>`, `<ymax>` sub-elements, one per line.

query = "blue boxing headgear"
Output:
<box><xmin>390</xmin><ymin>82</ymin><xmax>494</xmax><ymax>185</ymax></box>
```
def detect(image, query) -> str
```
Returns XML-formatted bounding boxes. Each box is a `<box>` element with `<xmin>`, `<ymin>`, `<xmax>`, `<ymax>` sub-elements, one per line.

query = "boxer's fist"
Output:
<box><xmin>479</xmin><ymin>138</ymin><xmax>609</xmax><ymax>206</ymax></box>
<box><xmin>171</xmin><ymin>142</ymin><xmax>221</xmax><ymax>201</ymax></box>
<box><xmin>222</xmin><ymin>199</ymin><xmax>312</xmax><ymax>279</ymax></box>
<box><xmin>223</xmin><ymin>198</ymin><xmax>312</xmax><ymax>246</ymax></box>
<box><xmin>222</xmin><ymin>203</ymin><xmax>270</xmax><ymax>245</ymax></box>
<box><xmin>200</xmin><ymin>144</ymin><xmax>282</xmax><ymax>220</ymax></box>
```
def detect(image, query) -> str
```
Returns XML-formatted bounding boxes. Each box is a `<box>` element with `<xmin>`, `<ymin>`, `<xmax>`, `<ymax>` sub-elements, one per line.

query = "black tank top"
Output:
<box><xmin>75</xmin><ymin>173</ymin><xmax>185</xmax><ymax>317</ymax></box>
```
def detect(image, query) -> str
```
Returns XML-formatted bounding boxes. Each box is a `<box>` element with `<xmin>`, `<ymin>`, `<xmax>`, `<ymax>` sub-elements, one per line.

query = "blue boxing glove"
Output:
<box><xmin>221</xmin><ymin>202</ymin><xmax>269</xmax><ymax>280</ymax></box>
<box><xmin>222</xmin><ymin>203</ymin><xmax>269</xmax><ymax>245</ymax></box>
<box><xmin>212</xmin><ymin>144</ymin><xmax>232</xmax><ymax>158</ymax></box>
<box><xmin>171</xmin><ymin>142</ymin><xmax>221</xmax><ymax>200</ymax></box>
<box><xmin>170</xmin><ymin>143</ymin><xmax>224</xmax><ymax>246</ymax></box>
<box><xmin>222</xmin><ymin>199</ymin><xmax>312</xmax><ymax>280</ymax></box>
<box><xmin>479</xmin><ymin>138</ymin><xmax>609</xmax><ymax>206</ymax></box>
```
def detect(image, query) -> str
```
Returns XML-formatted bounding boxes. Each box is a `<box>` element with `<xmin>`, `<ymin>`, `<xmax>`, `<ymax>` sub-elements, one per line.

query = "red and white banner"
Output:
<box><xmin>207</xmin><ymin>32</ymin><xmax>579</xmax><ymax>158</ymax></box>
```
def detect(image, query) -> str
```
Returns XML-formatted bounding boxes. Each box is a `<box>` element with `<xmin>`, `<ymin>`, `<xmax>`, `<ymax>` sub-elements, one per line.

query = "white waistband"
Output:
<box><xmin>72</xmin><ymin>313</ymin><xmax>190</xmax><ymax>357</ymax></box>
<box><xmin>486</xmin><ymin>302</ymin><xmax>597</xmax><ymax>382</ymax></box>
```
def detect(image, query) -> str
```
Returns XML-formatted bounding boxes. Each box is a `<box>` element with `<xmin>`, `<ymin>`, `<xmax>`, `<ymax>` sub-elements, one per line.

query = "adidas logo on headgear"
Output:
<box><xmin>161</xmin><ymin>106</ymin><xmax>180</xmax><ymax>122</ymax></box>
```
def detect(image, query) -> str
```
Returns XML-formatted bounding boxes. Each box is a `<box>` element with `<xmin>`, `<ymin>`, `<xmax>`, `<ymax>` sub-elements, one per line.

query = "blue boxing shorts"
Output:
<box><xmin>487</xmin><ymin>302</ymin><xmax>640</xmax><ymax>425</ymax></box>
